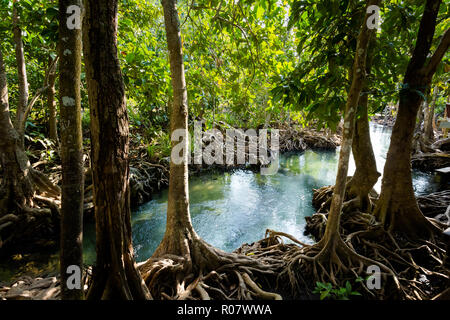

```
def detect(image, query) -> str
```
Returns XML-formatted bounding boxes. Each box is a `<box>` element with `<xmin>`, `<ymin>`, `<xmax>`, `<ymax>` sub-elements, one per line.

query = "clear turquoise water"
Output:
<box><xmin>81</xmin><ymin>124</ymin><xmax>443</xmax><ymax>264</ymax></box>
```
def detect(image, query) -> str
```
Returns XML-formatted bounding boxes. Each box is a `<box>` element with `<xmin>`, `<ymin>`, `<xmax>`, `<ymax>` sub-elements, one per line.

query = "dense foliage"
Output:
<box><xmin>0</xmin><ymin>0</ymin><xmax>448</xmax><ymax>151</ymax></box>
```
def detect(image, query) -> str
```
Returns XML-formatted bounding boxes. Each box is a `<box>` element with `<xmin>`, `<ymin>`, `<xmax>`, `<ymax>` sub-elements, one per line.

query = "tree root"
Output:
<box><xmin>302</xmin><ymin>209</ymin><xmax>450</xmax><ymax>299</ymax></box>
<box><xmin>276</xmin><ymin>229</ymin><xmax>403</xmax><ymax>299</ymax></box>
<box><xmin>129</xmin><ymin>161</ymin><xmax>169</xmax><ymax>208</ymax></box>
<box><xmin>30</xmin><ymin>169</ymin><xmax>60</xmax><ymax>198</ymax></box>
<box><xmin>417</xmin><ymin>190</ymin><xmax>450</xmax><ymax>223</ymax></box>
<box><xmin>138</xmin><ymin>237</ymin><xmax>285</xmax><ymax>300</ymax></box>
<box><xmin>312</xmin><ymin>183</ymin><xmax>378</xmax><ymax>214</ymax></box>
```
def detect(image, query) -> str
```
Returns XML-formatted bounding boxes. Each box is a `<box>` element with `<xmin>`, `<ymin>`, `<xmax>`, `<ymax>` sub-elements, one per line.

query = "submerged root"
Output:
<box><xmin>138</xmin><ymin>236</ymin><xmax>285</xmax><ymax>300</ymax></box>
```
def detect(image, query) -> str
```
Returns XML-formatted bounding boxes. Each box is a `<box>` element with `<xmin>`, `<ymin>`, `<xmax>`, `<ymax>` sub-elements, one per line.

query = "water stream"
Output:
<box><xmin>0</xmin><ymin>123</ymin><xmax>444</xmax><ymax>281</ymax></box>
<box><xmin>82</xmin><ymin>123</ymin><xmax>443</xmax><ymax>264</ymax></box>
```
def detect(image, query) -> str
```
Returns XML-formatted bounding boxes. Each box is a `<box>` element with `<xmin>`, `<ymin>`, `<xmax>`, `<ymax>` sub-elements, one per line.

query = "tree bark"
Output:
<box><xmin>424</xmin><ymin>86</ymin><xmax>438</xmax><ymax>142</ymax></box>
<box><xmin>347</xmin><ymin>92</ymin><xmax>380</xmax><ymax>210</ymax></box>
<box><xmin>0</xmin><ymin>48</ymin><xmax>34</xmax><ymax>213</ymax></box>
<box><xmin>59</xmin><ymin>0</ymin><xmax>84</xmax><ymax>300</ymax></box>
<box><xmin>12</xmin><ymin>2</ymin><xmax>29</xmax><ymax>145</ymax></box>
<box><xmin>47</xmin><ymin>56</ymin><xmax>58</xmax><ymax>142</ymax></box>
<box><xmin>374</xmin><ymin>0</ymin><xmax>449</xmax><ymax>237</ymax></box>
<box><xmin>321</xmin><ymin>0</ymin><xmax>378</xmax><ymax>246</ymax></box>
<box><xmin>82</xmin><ymin>0</ymin><xmax>151</xmax><ymax>300</ymax></box>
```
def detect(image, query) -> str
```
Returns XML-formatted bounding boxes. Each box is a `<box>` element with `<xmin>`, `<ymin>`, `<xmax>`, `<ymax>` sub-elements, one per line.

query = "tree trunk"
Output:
<box><xmin>424</xmin><ymin>86</ymin><xmax>438</xmax><ymax>142</ymax></box>
<box><xmin>59</xmin><ymin>0</ymin><xmax>84</xmax><ymax>300</ymax></box>
<box><xmin>0</xmin><ymin>48</ymin><xmax>34</xmax><ymax>214</ymax></box>
<box><xmin>139</xmin><ymin>2</ymin><xmax>282</xmax><ymax>300</ymax></box>
<box><xmin>417</xmin><ymin>100</ymin><xmax>426</xmax><ymax>133</ymax></box>
<box><xmin>47</xmin><ymin>56</ymin><xmax>58</xmax><ymax>142</ymax></box>
<box><xmin>12</xmin><ymin>3</ymin><xmax>29</xmax><ymax>145</ymax></box>
<box><xmin>374</xmin><ymin>0</ymin><xmax>450</xmax><ymax>237</ymax></box>
<box><xmin>82</xmin><ymin>0</ymin><xmax>151</xmax><ymax>300</ymax></box>
<box><xmin>346</xmin><ymin>36</ymin><xmax>380</xmax><ymax>211</ymax></box>
<box><xmin>321</xmin><ymin>0</ymin><xmax>377</xmax><ymax>248</ymax></box>
<box><xmin>347</xmin><ymin>92</ymin><xmax>380</xmax><ymax>210</ymax></box>
<box><xmin>153</xmin><ymin>0</ymin><xmax>197</xmax><ymax>259</ymax></box>
<box><xmin>152</xmin><ymin>0</ymin><xmax>225</xmax><ymax>268</ymax></box>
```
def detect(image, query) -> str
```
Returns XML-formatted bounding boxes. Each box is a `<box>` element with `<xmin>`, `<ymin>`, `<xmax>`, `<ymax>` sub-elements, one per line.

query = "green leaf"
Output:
<box><xmin>345</xmin><ymin>281</ymin><xmax>352</xmax><ymax>292</ymax></box>
<box><xmin>45</xmin><ymin>7</ymin><xmax>58</xmax><ymax>20</ymax></box>
<box><xmin>320</xmin><ymin>291</ymin><xmax>329</xmax><ymax>300</ymax></box>
<box><xmin>256</xmin><ymin>6</ymin><xmax>265</xmax><ymax>20</ymax></box>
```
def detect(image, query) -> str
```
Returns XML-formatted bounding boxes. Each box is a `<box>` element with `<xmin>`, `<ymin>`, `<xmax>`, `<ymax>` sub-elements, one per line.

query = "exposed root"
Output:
<box><xmin>312</xmin><ymin>182</ymin><xmax>378</xmax><ymax>214</ymax></box>
<box><xmin>242</xmin><ymin>272</ymin><xmax>282</xmax><ymax>300</ymax></box>
<box><xmin>265</xmin><ymin>229</ymin><xmax>309</xmax><ymax>247</ymax></box>
<box><xmin>417</xmin><ymin>190</ymin><xmax>450</xmax><ymax>223</ymax></box>
<box><xmin>138</xmin><ymin>236</ymin><xmax>285</xmax><ymax>300</ymax></box>
<box><xmin>30</xmin><ymin>169</ymin><xmax>60</xmax><ymax>198</ymax></box>
<box><xmin>129</xmin><ymin>161</ymin><xmax>169</xmax><ymax>208</ymax></box>
<box><xmin>303</xmin><ymin>208</ymin><xmax>450</xmax><ymax>299</ymax></box>
<box><xmin>0</xmin><ymin>166</ymin><xmax>61</xmax><ymax>252</ymax></box>
<box><xmin>278</xmin><ymin>125</ymin><xmax>340</xmax><ymax>153</ymax></box>
<box><xmin>411</xmin><ymin>152</ymin><xmax>450</xmax><ymax>171</ymax></box>
<box><xmin>277</xmin><ymin>230</ymin><xmax>403</xmax><ymax>299</ymax></box>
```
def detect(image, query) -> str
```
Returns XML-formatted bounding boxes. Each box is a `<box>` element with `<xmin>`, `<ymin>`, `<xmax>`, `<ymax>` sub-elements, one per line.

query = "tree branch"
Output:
<box><xmin>21</xmin><ymin>56</ymin><xmax>59</xmax><ymax>133</ymax></box>
<box><xmin>424</xmin><ymin>28</ymin><xmax>450</xmax><ymax>78</ymax></box>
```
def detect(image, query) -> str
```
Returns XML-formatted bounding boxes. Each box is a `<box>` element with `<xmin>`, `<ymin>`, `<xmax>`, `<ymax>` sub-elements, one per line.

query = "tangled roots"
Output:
<box><xmin>138</xmin><ymin>237</ymin><xmax>286</xmax><ymax>300</ymax></box>
<box><xmin>302</xmin><ymin>209</ymin><xmax>449</xmax><ymax>300</ymax></box>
